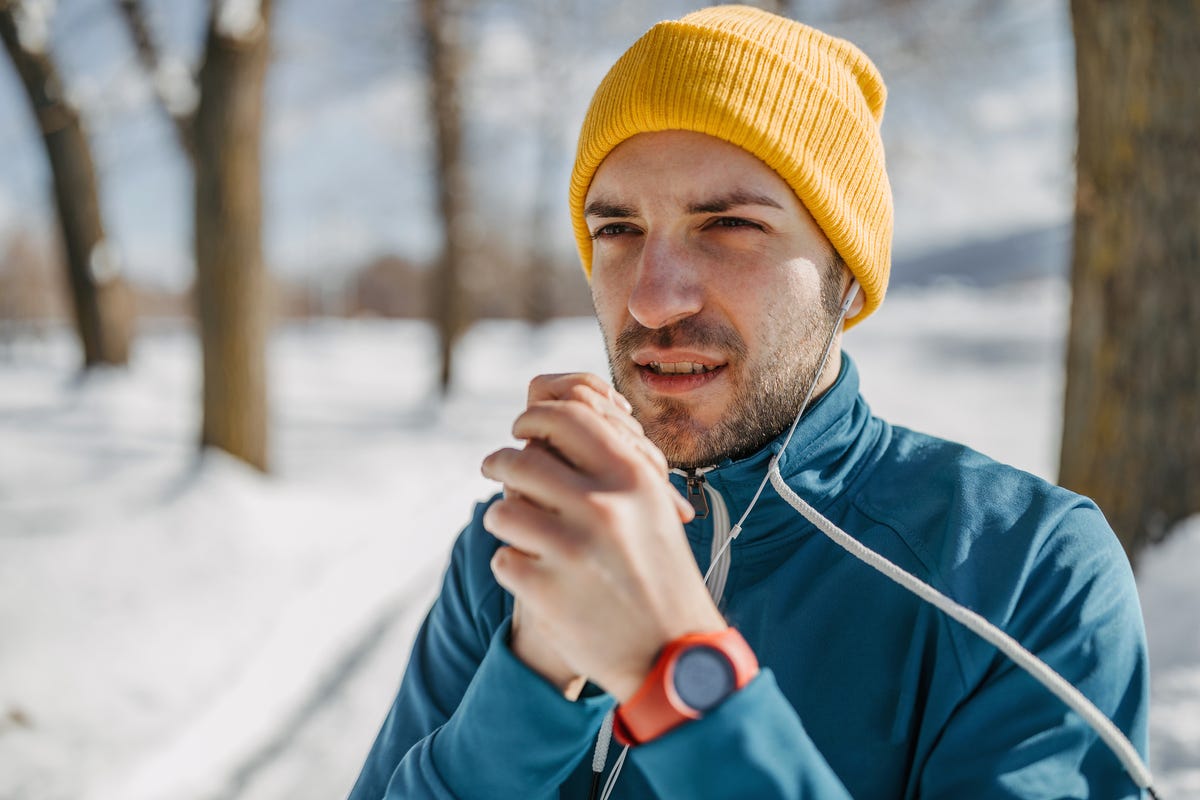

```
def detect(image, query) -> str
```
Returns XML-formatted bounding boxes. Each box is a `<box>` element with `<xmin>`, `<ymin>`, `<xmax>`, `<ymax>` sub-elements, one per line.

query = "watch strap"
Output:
<box><xmin>613</xmin><ymin>626</ymin><xmax>758</xmax><ymax>746</ymax></box>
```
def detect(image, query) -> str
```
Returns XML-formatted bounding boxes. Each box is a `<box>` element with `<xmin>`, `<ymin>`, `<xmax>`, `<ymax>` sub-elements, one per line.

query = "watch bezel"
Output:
<box><xmin>670</xmin><ymin>643</ymin><xmax>737</xmax><ymax>713</ymax></box>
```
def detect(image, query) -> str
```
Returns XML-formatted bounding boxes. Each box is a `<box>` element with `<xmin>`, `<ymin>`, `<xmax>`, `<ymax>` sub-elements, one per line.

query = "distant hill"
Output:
<box><xmin>893</xmin><ymin>223</ymin><xmax>1070</xmax><ymax>288</ymax></box>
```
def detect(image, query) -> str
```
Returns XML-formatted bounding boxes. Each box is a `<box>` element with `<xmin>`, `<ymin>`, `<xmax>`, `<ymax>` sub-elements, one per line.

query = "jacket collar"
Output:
<box><xmin>670</xmin><ymin>353</ymin><xmax>883</xmax><ymax>545</ymax></box>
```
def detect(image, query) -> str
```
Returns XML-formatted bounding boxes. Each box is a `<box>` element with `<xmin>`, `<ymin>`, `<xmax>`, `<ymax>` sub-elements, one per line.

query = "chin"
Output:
<box><xmin>643</xmin><ymin>417</ymin><xmax>722</xmax><ymax>469</ymax></box>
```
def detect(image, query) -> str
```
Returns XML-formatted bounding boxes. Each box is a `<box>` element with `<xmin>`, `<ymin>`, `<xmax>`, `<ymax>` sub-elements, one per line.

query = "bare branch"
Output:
<box><xmin>113</xmin><ymin>0</ymin><xmax>197</xmax><ymax>161</ymax></box>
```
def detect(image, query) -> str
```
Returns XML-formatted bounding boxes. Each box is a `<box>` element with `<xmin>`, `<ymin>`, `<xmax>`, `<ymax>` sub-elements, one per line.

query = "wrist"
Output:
<box><xmin>508</xmin><ymin>617</ymin><xmax>585</xmax><ymax>699</ymax></box>
<box><xmin>613</xmin><ymin>627</ymin><xmax>758</xmax><ymax>746</ymax></box>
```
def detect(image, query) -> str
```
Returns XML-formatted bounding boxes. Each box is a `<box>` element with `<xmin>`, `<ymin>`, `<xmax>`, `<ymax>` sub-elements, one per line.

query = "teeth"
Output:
<box><xmin>649</xmin><ymin>362</ymin><xmax>715</xmax><ymax>375</ymax></box>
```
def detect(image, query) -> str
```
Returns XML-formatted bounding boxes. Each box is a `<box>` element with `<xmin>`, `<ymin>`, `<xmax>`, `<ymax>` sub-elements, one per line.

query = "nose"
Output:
<box><xmin>627</xmin><ymin>234</ymin><xmax>703</xmax><ymax>329</ymax></box>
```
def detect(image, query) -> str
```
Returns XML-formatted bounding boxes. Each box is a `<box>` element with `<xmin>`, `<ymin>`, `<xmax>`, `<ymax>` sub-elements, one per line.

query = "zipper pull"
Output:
<box><xmin>685</xmin><ymin>469</ymin><xmax>710</xmax><ymax>520</ymax></box>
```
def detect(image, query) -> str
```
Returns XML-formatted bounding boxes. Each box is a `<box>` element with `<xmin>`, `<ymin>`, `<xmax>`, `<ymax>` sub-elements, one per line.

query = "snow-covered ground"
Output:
<box><xmin>1</xmin><ymin>279</ymin><xmax>1197</xmax><ymax>799</ymax></box>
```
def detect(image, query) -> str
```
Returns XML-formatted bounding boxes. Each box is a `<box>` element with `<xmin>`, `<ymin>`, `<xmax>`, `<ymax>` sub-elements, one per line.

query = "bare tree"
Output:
<box><xmin>0</xmin><ymin>0</ymin><xmax>133</xmax><ymax>367</ymax></box>
<box><xmin>115</xmin><ymin>0</ymin><xmax>273</xmax><ymax>470</ymax></box>
<box><xmin>114</xmin><ymin>0</ymin><xmax>197</xmax><ymax>163</ymax></box>
<box><xmin>520</xmin><ymin>0</ymin><xmax>569</xmax><ymax>327</ymax></box>
<box><xmin>419</xmin><ymin>0</ymin><xmax>470</xmax><ymax>394</ymax></box>
<box><xmin>1060</xmin><ymin>0</ymin><xmax>1200</xmax><ymax>565</ymax></box>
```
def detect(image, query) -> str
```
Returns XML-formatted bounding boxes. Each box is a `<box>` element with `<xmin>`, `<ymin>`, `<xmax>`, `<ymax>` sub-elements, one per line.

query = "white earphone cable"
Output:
<box><xmin>591</xmin><ymin>279</ymin><xmax>1157</xmax><ymax>798</ymax></box>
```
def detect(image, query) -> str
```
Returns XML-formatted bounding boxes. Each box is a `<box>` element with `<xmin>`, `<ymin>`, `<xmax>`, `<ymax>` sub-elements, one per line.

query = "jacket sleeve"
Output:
<box><xmin>632</xmin><ymin>504</ymin><xmax>1149</xmax><ymax>800</ymax></box>
<box><xmin>631</xmin><ymin>668</ymin><xmax>855</xmax><ymax>799</ymax></box>
<box><xmin>348</xmin><ymin>502</ymin><xmax>614</xmax><ymax>799</ymax></box>
<box><xmin>917</xmin><ymin>504</ymin><xmax>1151</xmax><ymax>798</ymax></box>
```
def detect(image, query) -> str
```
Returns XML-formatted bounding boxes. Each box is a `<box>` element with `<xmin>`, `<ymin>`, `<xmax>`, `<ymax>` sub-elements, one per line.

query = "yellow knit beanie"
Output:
<box><xmin>569</xmin><ymin>5</ymin><xmax>892</xmax><ymax>327</ymax></box>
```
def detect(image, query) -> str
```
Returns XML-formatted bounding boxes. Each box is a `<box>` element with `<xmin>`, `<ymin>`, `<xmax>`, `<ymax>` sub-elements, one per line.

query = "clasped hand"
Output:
<box><xmin>481</xmin><ymin>373</ymin><xmax>727</xmax><ymax>703</ymax></box>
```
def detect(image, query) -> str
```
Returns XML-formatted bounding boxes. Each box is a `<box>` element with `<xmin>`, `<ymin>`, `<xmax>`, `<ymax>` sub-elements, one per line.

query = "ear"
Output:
<box><xmin>845</xmin><ymin>283</ymin><xmax>866</xmax><ymax>319</ymax></box>
<box><xmin>839</xmin><ymin>263</ymin><xmax>865</xmax><ymax>320</ymax></box>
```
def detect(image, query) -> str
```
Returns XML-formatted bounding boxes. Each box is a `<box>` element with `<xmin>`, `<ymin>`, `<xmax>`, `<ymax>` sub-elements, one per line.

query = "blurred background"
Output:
<box><xmin>0</xmin><ymin>0</ymin><xmax>1196</xmax><ymax>798</ymax></box>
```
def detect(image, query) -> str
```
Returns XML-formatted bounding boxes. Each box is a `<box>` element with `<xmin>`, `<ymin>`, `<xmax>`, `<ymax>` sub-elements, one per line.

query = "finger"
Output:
<box><xmin>482</xmin><ymin>491</ymin><xmax>582</xmax><ymax>561</ymax></box>
<box><xmin>490</xmin><ymin>544</ymin><xmax>555</xmax><ymax>611</ymax></box>
<box><xmin>482</xmin><ymin>443</ymin><xmax>586</xmax><ymax>512</ymax></box>
<box><xmin>512</xmin><ymin>597</ymin><xmax>524</xmax><ymax>634</ymax></box>
<box><xmin>542</xmin><ymin>383</ymin><xmax>658</xmax><ymax>466</ymax></box>
<box><xmin>512</xmin><ymin>400</ymin><xmax>639</xmax><ymax>482</ymax></box>
<box><xmin>528</xmin><ymin>373</ymin><xmax>632</xmax><ymax>414</ymax></box>
<box><xmin>557</xmin><ymin>382</ymin><xmax>645</xmax><ymax>439</ymax></box>
<box><xmin>672</xmin><ymin>487</ymin><xmax>696</xmax><ymax>523</ymax></box>
<box><xmin>491</xmin><ymin>544</ymin><xmax>536</xmax><ymax>597</ymax></box>
<box><xmin>618</xmin><ymin>424</ymin><xmax>670</xmax><ymax>477</ymax></box>
<box><xmin>528</xmin><ymin>375</ymin><xmax>644</xmax><ymax>450</ymax></box>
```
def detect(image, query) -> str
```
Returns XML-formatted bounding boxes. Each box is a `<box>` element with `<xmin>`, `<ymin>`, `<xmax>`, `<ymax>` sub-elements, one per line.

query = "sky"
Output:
<box><xmin>0</xmin><ymin>0</ymin><xmax>1076</xmax><ymax>291</ymax></box>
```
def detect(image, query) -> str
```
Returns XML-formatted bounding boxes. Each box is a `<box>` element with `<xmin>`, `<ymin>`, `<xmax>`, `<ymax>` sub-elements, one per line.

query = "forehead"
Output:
<box><xmin>586</xmin><ymin>130</ymin><xmax>798</xmax><ymax>211</ymax></box>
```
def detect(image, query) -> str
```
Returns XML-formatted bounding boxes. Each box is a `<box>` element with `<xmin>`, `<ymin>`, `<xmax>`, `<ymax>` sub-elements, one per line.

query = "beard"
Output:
<box><xmin>601</xmin><ymin>264</ymin><xmax>845</xmax><ymax>469</ymax></box>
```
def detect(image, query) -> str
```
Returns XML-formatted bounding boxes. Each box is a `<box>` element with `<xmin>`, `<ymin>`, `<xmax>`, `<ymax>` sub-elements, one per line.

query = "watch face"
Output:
<box><xmin>673</xmin><ymin>645</ymin><xmax>736</xmax><ymax>712</ymax></box>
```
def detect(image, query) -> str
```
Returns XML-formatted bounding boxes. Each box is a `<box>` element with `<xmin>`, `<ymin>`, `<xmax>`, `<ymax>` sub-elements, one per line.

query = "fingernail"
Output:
<box><xmin>613</xmin><ymin>391</ymin><xmax>633</xmax><ymax>413</ymax></box>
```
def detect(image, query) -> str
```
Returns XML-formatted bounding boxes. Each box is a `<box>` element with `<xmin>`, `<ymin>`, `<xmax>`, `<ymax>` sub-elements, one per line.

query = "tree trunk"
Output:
<box><xmin>420</xmin><ymin>0</ymin><xmax>470</xmax><ymax>394</ymax></box>
<box><xmin>192</xmin><ymin>1</ymin><xmax>272</xmax><ymax>471</ymax></box>
<box><xmin>0</xmin><ymin>5</ymin><xmax>132</xmax><ymax>367</ymax></box>
<box><xmin>1061</xmin><ymin>0</ymin><xmax>1200</xmax><ymax>566</ymax></box>
<box><xmin>524</xmin><ymin>0</ymin><xmax>563</xmax><ymax>328</ymax></box>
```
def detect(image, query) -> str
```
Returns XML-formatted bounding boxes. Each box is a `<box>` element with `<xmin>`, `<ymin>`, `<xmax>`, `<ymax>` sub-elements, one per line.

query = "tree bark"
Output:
<box><xmin>193</xmin><ymin>0</ymin><xmax>272</xmax><ymax>471</ymax></box>
<box><xmin>0</xmin><ymin>4</ymin><xmax>132</xmax><ymax>367</ymax></box>
<box><xmin>1061</xmin><ymin>0</ymin><xmax>1200</xmax><ymax>566</ymax></box>
<box><xmin>420</xmin><ymin>0</ymin><xmax>470</xmax><ymax>394</ymax></box>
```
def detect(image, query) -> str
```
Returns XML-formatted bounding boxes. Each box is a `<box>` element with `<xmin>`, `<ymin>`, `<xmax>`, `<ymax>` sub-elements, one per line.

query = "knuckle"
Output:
<box><xmin>485</xmin><ymin>497</ymin><xmax>512</xmax><ymax>527</ymax></box>
<box><xmin>557</xmin><ymin>398</ymin><xmax>593</xmax><ymax>426</ymax></box>
<box><xmin>490</xmin><ymin>546</ymin><xmax>509</xmax><ymax>575</ymax></box>
<box><xmin>555</xmin><ymin>529</ymin><xmax>588</xmax><ymax>563</ymax></box>
<box><xmin>582</xmin><ymin>490</ymin><xmax>622</xmax><ymax>527</ymax></box>
<box><xmin>565</xmin><ymin>384</ymin><xmax>596</xmax><ymax>405</ymax></box>
<box><xmin>581</xmin><ymin>372</ymin><xmax>611</xmax><ymax>392</ymax></box>
<box><xmin>527</xmin><ymin>373</ymin><xmax>558</xmax><ymax>402</ymax></box>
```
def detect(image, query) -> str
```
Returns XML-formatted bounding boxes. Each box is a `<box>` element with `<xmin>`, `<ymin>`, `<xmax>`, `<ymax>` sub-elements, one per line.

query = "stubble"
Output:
<box><xmin>603</xmin><ymin>261</ymin><xmax>845</xmax><ymax>468</ymax></box>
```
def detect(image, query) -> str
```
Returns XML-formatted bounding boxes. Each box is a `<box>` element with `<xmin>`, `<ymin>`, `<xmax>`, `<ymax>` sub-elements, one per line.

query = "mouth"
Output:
<box><xmin>645</xmin><ymin>361</ymin><xmax>720</xmax><ymax>375</ymax></box>
<box><xmin>631</xmin><ymin>352</ymin><xmax>727</xmax><ymax>395</ymax></box>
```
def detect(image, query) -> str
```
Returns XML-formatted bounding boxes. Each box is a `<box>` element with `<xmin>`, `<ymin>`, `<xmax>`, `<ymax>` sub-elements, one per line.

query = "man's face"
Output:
<box><xmin>586</xmin><ymin>130</ymin><xmax>847</xmax><ymax>468</ymax></box>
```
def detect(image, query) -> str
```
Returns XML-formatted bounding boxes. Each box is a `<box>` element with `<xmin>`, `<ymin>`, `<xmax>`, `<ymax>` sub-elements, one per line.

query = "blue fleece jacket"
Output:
<box><xmin>349</xmin><ymin>355</ymin><xmax>1149</xmax><ymax>799</ymax></box>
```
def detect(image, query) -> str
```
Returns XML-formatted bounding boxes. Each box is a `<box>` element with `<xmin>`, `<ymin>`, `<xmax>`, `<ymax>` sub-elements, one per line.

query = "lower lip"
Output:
<box><xmin>637</xmin><ymin>365</ymin><xmax>726</xmax><ymax>395</ymax></box>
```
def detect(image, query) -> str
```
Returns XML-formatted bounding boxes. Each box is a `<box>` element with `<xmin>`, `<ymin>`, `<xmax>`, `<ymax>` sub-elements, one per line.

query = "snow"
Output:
<box><xmin>1139</xmin><ymin>515</ymin><xmax>1200</xmax><ymax>794</ymax></box>
<box><xmin>215</xmin><ymin>0</ymin><xmax>264</xmax><ymax>42</ymax></box>
<box><xmin>1</xmin><ymin>281</ymin><xmax>1197</xmax><ymax>798</ymax></box>
<box><xmin>152</xmin><ymin>57</ymin><xmax>199</xmax><ymax>118</ymax></box>
<box><xmin>87</xmin><ymin>239</ymin><xmax>122</xmax><ymax>284</ymax></box>
<box><xmin>11</xmin><ymin>0</ymin><xmax>56</xmax><ymax>55</ymax></box>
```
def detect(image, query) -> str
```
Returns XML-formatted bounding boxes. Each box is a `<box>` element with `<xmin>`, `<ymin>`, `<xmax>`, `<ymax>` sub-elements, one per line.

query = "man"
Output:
<box><xmin>350</xmin><ymin>6</ymin><xmax>1149</xmax><ymax>798</ymax></box>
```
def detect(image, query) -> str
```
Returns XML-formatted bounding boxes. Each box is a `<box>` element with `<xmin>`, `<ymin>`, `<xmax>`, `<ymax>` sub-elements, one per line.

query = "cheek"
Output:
<box><xmin>737</xmin><ymin>267</ymin><xmax>821</xmax><ymax>350</ymax></box>
<box><xmin>589</xmin><ymin>277</ymin><xmax>628</xmax><ymax>348</ymax></box>
<box><xmin>590</xmin><ymin>259</ymin><xmax>633</xmax><ymax>314</ymax></box>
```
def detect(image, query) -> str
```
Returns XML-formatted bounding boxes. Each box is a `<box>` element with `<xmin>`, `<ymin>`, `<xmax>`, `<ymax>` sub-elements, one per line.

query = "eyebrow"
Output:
<box><xmin>584</xmin><ymin>199</ymin><xmax>637</xmax><ymax>218</ymax></box>
<box><xmin>583</xmin><ymin>190</ymin><xmax>785</xmax><ymax>219</ymax></box>
<box><xmin>687</xmin><ymin>190</ymin><xmax>784</xmax><ymax>214</ymax></box>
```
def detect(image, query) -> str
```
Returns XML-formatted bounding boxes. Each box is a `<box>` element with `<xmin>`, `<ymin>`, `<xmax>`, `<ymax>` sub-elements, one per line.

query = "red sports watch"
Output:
<box><xmin>613</xmin><ymin>627</ymin><xmax>759</xmax><ymax>746</ymax></box>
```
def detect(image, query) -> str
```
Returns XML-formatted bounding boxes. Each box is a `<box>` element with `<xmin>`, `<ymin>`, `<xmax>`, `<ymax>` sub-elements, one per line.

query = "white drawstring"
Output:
<box><xmin>767</xmin><ymin>467</ymin><xmax>1157</xmax><ymax>795</ymax></box>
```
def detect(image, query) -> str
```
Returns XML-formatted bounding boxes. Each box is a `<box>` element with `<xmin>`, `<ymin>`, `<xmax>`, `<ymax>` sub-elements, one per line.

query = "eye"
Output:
<box><xmin>707</xmin><ymin>217</ymin><xmax>765</xmax><ymax>231</ymax></box>
<box><xmin>590</xmin><ymin>222</ymin><xmax>640</xmax><ymax>240</ymax></box>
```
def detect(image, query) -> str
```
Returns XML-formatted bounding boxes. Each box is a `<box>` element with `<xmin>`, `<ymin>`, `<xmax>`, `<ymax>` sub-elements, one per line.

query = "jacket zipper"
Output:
<box><xmin>684</xmin><ymin>468</ymin><xmax>711</xmax><ymax>519</ymax></box>
<box><xmin>678</xmin><ymin>468</ymin><xmax>733</xmax><ymax>603</ymax></box>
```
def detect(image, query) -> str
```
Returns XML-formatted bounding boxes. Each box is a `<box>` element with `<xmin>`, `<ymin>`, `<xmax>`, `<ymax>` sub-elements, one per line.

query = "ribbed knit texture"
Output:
<box><xmin>569</xmin><ymin>5</ymin><xmax>893</xmax><ymax>327</ymax></box>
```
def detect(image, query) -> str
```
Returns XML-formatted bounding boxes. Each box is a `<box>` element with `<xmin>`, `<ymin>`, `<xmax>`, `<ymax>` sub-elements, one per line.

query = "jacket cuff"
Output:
<box><xmin>433</xmin><ymin>617</ymin><xmax>615</xmax><ymax>797</ymax></box>
<box><xmin>631</xmin><ymin>669</ymin><xmax>852</xmax><ymax>799</ymax></box>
